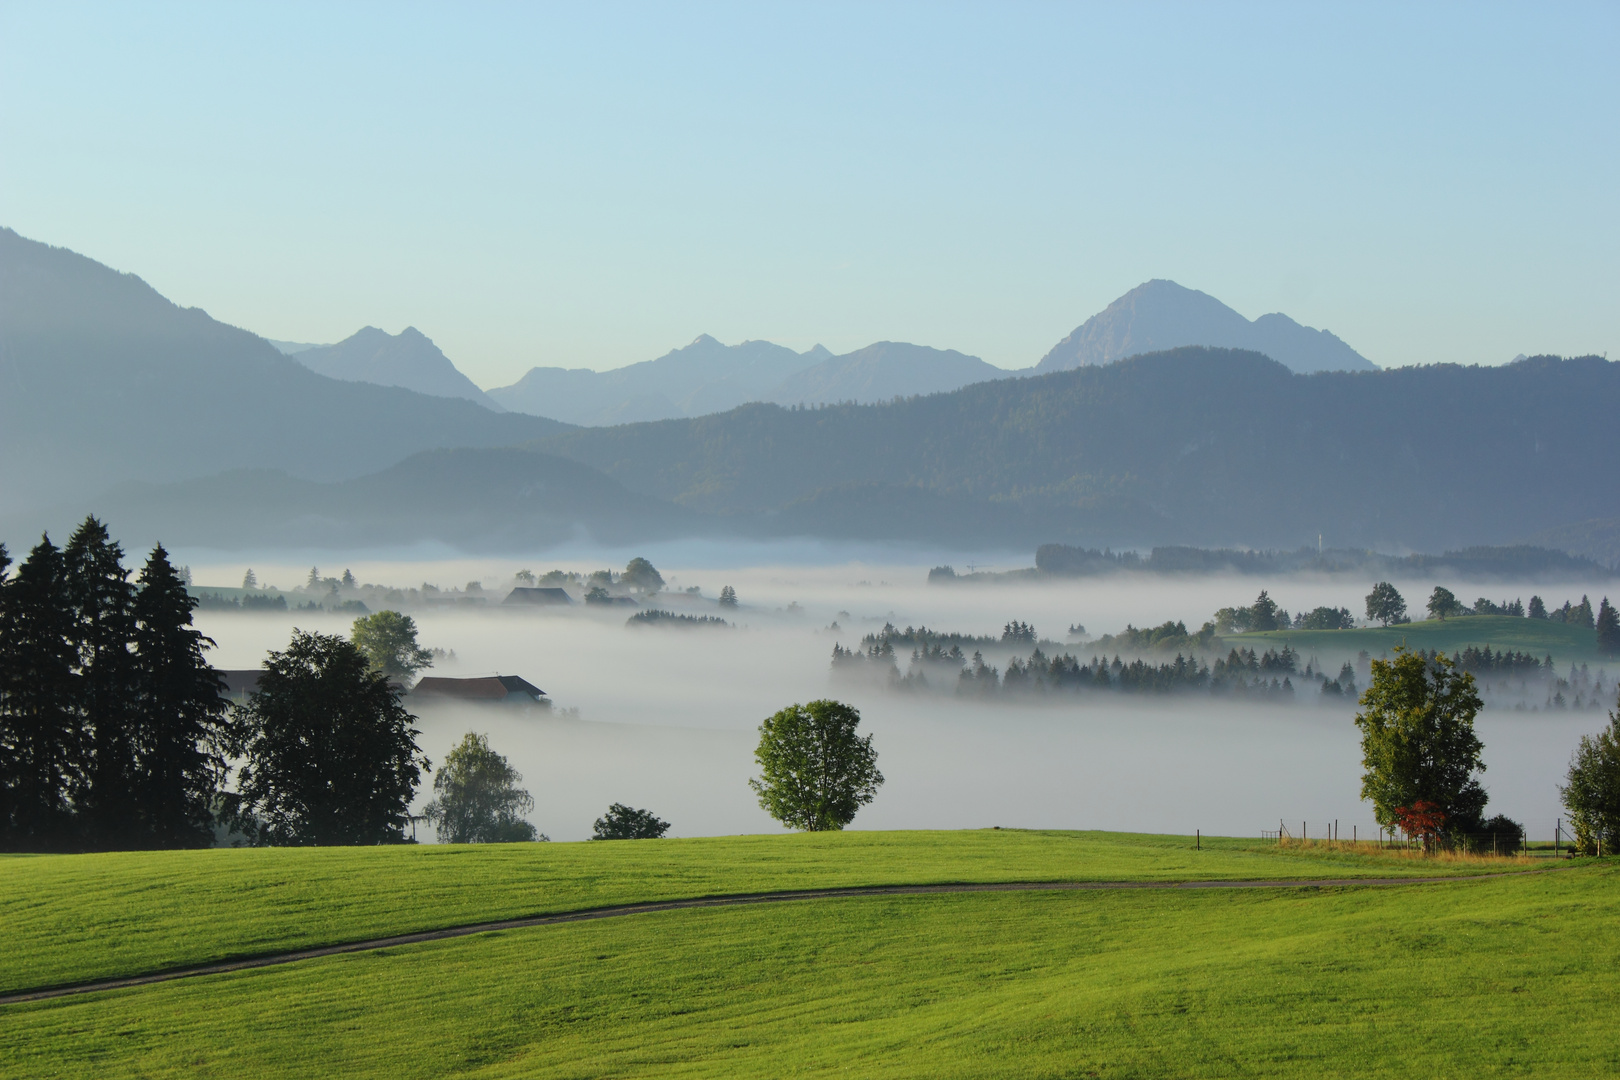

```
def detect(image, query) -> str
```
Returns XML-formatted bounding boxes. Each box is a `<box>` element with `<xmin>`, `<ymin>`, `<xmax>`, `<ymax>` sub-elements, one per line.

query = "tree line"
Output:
<box><xmin>0</xmin><ymin>518</ymin><xmax>227</xmax><ymax>851</ymax></box>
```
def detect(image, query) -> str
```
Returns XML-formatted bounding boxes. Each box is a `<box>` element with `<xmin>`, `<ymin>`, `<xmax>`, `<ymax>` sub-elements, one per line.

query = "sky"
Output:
<box><xmin>1</xmin><ymin>2</ymin><xmax>1615</xmax><ymax>386</ymax></box>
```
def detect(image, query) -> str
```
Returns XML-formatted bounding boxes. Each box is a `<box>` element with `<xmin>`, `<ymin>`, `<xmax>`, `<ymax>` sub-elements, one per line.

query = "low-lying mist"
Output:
<box><xmin>190</xmin><ymin>552</ymin><xmax>1613</xmax><ymax>844</ymax></box>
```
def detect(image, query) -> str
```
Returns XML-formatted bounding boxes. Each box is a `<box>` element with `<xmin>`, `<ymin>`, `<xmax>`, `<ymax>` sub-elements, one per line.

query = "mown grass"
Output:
<box><xmin>1239</xmin><ymin>614</ymin><xmax>1601</xmax><ymax>662</ymax></box>
<box><xmin>0</xmin><ymin>830</ymin><xmax>1513</xmax><ymax>996</ymax></box>
<box><xmin>4</xmin><ymin>861</ymin><xmax>1615</xmax><ymax>1079</ymax></box>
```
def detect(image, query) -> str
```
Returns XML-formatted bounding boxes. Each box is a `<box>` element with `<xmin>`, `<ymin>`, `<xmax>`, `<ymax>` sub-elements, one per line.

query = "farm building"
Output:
<box><xmin>503</xmin><ymin>587</ymin><xmax>573</xmax><ymax>606</ymax></box>
<box><xmin>410</xmin><ymin>675</ymin><xmax>549</xmax><ymax>706</ymax></box>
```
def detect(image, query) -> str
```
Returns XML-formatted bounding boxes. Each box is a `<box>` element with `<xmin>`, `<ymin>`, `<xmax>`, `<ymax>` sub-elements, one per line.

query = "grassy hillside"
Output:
<box><xmin>0</xmin><ymin>830</ymin><xmax>1503</xmax><ymax>997</ymax></box>
<box><xmin>1</xmin><ymin>843</ymin><xmax>1609</xmax><ymax>1078</ymax></box>
<box><xmin>1237</xmin><ymin>614</ymin><xmax>1604</xmax><ymax>664</ymax></box>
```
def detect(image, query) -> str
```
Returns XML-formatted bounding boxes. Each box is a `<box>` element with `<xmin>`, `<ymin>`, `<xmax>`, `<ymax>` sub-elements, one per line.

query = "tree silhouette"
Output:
<box><xmin>129</xmin><ymin>544</ymin><xmax>229</xmax><ymax>848</ymax></box>
<box><xmin>64</xmin><ymin>517</ymin><xmax>138</xmax><ymax>847</ymax></box>
<box><xmin>228</xmin><ymin>630</ymin><xmax>428</xmax><ymax>845</ymax></box>
<box><xmin>592</xmin><ymin>803</ymin><xmax>670</xmax><ymax>840</ymax></box>
<box><xmin>0</xmin><ymin>537</ymin><xmax>80</xmax><ymax>850</ymax></box>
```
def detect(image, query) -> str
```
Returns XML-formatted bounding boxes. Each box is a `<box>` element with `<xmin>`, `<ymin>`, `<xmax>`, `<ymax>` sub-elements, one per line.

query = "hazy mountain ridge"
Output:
<box><xmin>95</xmin><ymin>448</ymin><xmax>697</xmax><ymax>551</ymax></box>
<box><xmin>523</xmin><ymin>348</ymin><xmax>1618</xmax><ymax>551</ymax></box>
<box><xmin>488</xmin><ymin>335</ymin><xmax>824</xmax><ymax>424</ymax></box>
<box><xmin>0</xmin><ymin>227</ymin><xmax>570</xmax><ymax>526</ymax></box>
<box><xmin>293</xmin><ymin>326</ymin><xmax>503</xmax><ymax>410</ymax></box>
<box><xmin>766</xmin><ymin>342</ymin><xmax>1005</xmax><ymax>405</ymax></box>
<box><xmin>489</xmin><ymin>336</ymin><xmax>1006</xmax><ymax>423</ymax></box>
<box><xmin>1037</xmin><ymin>280</ymin><xmax>1376</xmax><ymax>374</ymax></box>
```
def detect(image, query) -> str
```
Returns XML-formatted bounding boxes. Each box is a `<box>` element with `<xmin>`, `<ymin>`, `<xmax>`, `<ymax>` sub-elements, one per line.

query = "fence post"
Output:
<box><xmin>1197</xmin><ymin>829</ymin><xmax>1200</xmax><ymax>850</ymax></box>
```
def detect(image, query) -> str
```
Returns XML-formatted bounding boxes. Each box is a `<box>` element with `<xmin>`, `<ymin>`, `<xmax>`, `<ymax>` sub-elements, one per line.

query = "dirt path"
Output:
<box><xmin>0</xmin><ymin>872</ymin><xmax>1541</xmax><ymax>1005</ymax></box>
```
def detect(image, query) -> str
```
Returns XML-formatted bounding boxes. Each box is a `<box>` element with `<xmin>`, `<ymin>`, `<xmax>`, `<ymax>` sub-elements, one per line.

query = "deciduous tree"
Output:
<box><xmin>621</xmin><ymin>557</ymin><xmax>665</xmax><ymax>594</ymax></box>
<box><xmin>1427</xmin><ymin>586</ymin><xmax>1462</xmax><ymax>621</ymax></box>
<box><xmin>750</xmin><ymin>699</ymin><xmax>882</xmax><ymax>831</ymax></box>
<box><xmin>591</xmin><ymin>802</ymin><xmax>670</xmax><ymax>840</ymax></box>
<box><xmin>424</xmin><ymin>732</ymin><xmax>539</xmax><ymax>843</ymax></box>
<box><xmin>350</xmin><ymin>610</ymin><xmax>433</xmax><ymax>681</ymax></box>
<box><xmin>1355</xmin><ymin>647</ymin><xmax>1487</xmax><ymax>846</ymax></box>
<box><xmin>1365</xmin><ymin>582</ymin><xmax>1407</xmax><ymax>627</ymax></box>
<box><xmin>1561</xmin><ymin>690</ymin><xmax>1620</xmax><ymax>856</ymax></box>
<box><xmin>228</xmin><ymin>630</ymin><xmax>428</xmax><ymax>845</ymax></box>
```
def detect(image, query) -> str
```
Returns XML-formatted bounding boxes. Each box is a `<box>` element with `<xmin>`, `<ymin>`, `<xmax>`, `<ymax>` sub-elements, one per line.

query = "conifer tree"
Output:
<box><xmin>1597</xmin><ymin>598</ymin><xmax>1620</xmax><ymax>657</ymax></box>
<box><xmin>130</xmin><ymin>544</ymin><xmax>229</xmax><ymax>848</ymax></box>
<box><xmin>63</xmin><ymin>517</ymin><xmax>139</xmax><ymax>847</ymax></box>
<box><xmin>0</xmin><ymin>537</ymin><xmax>82</xmax><ymax>850</ymax></box>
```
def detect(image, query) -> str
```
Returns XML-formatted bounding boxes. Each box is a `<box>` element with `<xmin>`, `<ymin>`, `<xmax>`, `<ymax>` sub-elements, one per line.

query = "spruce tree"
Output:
<box><xmin>0</xmin><ymin>537</ymin><xmax>82</xmax><ymax>850</ymax></box>
<box><xmin>1597</xmin><ymin>598</ymin><xmax>1620</xmax><ymax>657</ymax></box>
<box><xmin>130</xmin><ymin>544</ymin><xmax>229</xmax><ymax>848</ymax></box>
<box><xmin>63</xmin><ymin>517</ymin><xmax>139</xmax><ymax>848</ymax></box>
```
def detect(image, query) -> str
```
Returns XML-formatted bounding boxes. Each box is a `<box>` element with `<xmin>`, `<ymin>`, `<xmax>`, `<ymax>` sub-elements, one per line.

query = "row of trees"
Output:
<box><xmin>0</xmin><ymin>519</ymin><xmax>227</xmax><ymax>852</ymax></box>
<box><xmin>1352</xmin><ymin>644</ymin><xmax>1620</xmax><ymax>854</ymax></box>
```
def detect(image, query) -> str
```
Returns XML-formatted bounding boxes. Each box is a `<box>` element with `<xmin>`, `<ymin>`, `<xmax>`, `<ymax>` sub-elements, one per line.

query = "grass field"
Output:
<box><xmin>0</xmin><ymin>830</ymin><xmax>1507</xmax><ymax>997</ymax></box>
<box><xmin>1237</xmin><ymin>614</ymin><xmax>1604</xmax><ymax>663</ymax></box>
<box><xmin>0</xmin><ymin>835</ymin><xmax>1611</xmax><ymax>1079</ymax></box>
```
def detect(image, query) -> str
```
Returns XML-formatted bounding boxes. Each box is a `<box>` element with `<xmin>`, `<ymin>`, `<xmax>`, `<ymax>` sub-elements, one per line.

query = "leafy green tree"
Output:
<box><xmin>63</xmin><ymin>517</ymin><xmax>139</xmax><ymax>847</ymax></box>
<box><xmin>718</xmin><ymin>585</ymin><xmax>738</xmax><ymax>609</ymax></box>
<box><xmin>621</xmin><ymin>557</ymin><xmax>665</xmax><ymax>594</ymax></box>
<box><xmin>350</xmin><ymin>610</ymin><xmax>433</xmax><ymax>681</ymax></box>
<box><xmin>423</xmin><ymin>732</ymin><xmax>540</xmax><ymax>843</ymax></box>
<box><xmin>1598</xmin><ymin>598</ymin><xmax>1620</xmax><ymax>657</ymax></box>
<box><xmin>750</xmin><ymin>699</ymin><xmax>883</xmax><ymax>831</ymax></box>
<box><xmin>228</xmin><ymin>630</ymin><xmax>428</xmax><ymax>845</ymax></box>
<box><xmin>1365</xmin><ymin>582</ymin><xmax>1407</xmax><ymax>627</ymax></box>
<box><xmin>129</xmin><ymin>544</ymin><xmax>229</xmax><ymax>848</ymax></box>
<box><xmin>1354</xmin><ymin>647</ymin><xmax>1487</xmax><ymax>847</ymax></box>
<box><xmin>592</xmin><ymin>802</ymin><xmax>670</xmax><ymax>839</ymax></box>
<box><xmin>1528</xmin><ymin>595</ymin><xmax>1547</xmax><ymax>619</ymax></box>
<box><xmin>1562</xmin><ymin>691</ymin><xmax>1620</xmax><ymax>855</ymax></box>
<box><xmin>0</xmin><ymin>537</ymin><xmax>81</xmax><ymax>850</ymax></box>
<box><xmin>1427</xmin><ymin>586</ymin><xmax>1462</xmax><ymax>621</ymax></box>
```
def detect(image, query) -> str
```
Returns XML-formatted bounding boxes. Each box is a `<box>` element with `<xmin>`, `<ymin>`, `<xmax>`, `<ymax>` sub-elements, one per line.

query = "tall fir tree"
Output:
<box><xmin>129</xmin><ymin>544</ymin><xmax>229</xmax><ymax>848</ymax></box>
<box><xmin>1598</xmin><ymin>597</ymin><xmax>1620</xmax><ymax>658</ymax></box>
<box><xmin>63</xmin><ymin>517</ymin><xmax>139</xmax><ymax>848</ymax></box>
<box><xmin>0</xmin><ymin>537</ymin><xmax>82</xmax><ymax>850</ymax></box>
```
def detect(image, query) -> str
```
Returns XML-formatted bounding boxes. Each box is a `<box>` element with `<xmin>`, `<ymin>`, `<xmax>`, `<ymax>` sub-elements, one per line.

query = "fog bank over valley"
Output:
<box><xmin>189</xmin><ymin>556</ymin><xmax>1614</xmax><ymax>843</ymax></box>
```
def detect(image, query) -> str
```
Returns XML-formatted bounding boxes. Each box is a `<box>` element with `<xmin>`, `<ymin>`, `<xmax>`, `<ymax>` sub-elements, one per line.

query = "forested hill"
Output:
<box><xmin>531</xmin><ymin>348</ymin><xmax>1620</xmax><ymax>551</ymax></box>
<box><xmin>0</xmin><ymin>228</ymin><xmax>569</xmax><ymax>522</ymax></box>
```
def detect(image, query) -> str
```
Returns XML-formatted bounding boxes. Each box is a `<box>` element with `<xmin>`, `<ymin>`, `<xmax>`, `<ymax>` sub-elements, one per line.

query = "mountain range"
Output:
<box><xmin>253</xmin><ymin>280</ymin><xmax>1375</xmax><ymax>426</ymax></box>
<box><xmin>96</xmin><ymin>347</ymin><xmax>1620</xmax><ymax>554</ymax></box>
<box><xmin>0</xmin><ymin>227</ymin><xmax>567</xmax><ymax>532</ymax></box>
<box><xmin>13</xmin><ymin>224</ymin><xmax>1612</xmax><ymax>558</ymax></box>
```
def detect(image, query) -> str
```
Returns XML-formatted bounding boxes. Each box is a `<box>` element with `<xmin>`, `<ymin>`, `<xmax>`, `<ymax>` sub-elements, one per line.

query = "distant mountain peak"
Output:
<box><xmin>1036</xmin><ymin>280</ymin><xmax>1375</xmax><ymax>374</ymax></box>
<box><xmin>293</xmin><ymin>326</ymin><xmax>504</xmax><ymax>411</ymax></box>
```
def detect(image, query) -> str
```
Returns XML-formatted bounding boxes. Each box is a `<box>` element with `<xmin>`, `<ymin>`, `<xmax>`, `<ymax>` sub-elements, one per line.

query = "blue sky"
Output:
<box><xmin>1</xmin><ymin>2</ymin><xmax>1614</xmax><ymax>383</ymax></box>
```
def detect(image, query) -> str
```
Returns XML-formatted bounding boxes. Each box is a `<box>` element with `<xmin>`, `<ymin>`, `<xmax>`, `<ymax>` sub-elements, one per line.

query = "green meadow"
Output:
<box><xmin>1238</xmin><ymin>614</ymin><xmax>1603</xmax><ymax>663</ymax></box>
<box><xmin>4</xmin><ymin>832</ymin><xmax>1611</xmax><ymax>1078</ymax></box>
<box><xmin>0</xmin><ymin>830</ymin><xmax>1503</xmax><ymax>996</ymax></box>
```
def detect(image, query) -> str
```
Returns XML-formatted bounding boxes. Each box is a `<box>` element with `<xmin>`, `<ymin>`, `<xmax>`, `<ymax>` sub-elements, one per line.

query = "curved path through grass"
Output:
<box><xmin>1</xmin><ymin>868</ymin><xmax>1551</xmax><ymax>1005</ymax></box>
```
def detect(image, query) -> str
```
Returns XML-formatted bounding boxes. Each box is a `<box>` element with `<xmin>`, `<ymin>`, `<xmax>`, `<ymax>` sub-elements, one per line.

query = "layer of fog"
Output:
<box><xmin>190</xmin><ymin>555</ymin><xmax>1616</xmax><ymax>845</ymax></box>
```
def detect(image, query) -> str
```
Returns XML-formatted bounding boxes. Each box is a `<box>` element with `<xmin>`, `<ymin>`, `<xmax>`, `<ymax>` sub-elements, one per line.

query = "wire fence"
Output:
<box><xmin>1257</xmin><ymin>818</ymin><xmax>1577</xmax><ymax>857</ymax></box>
